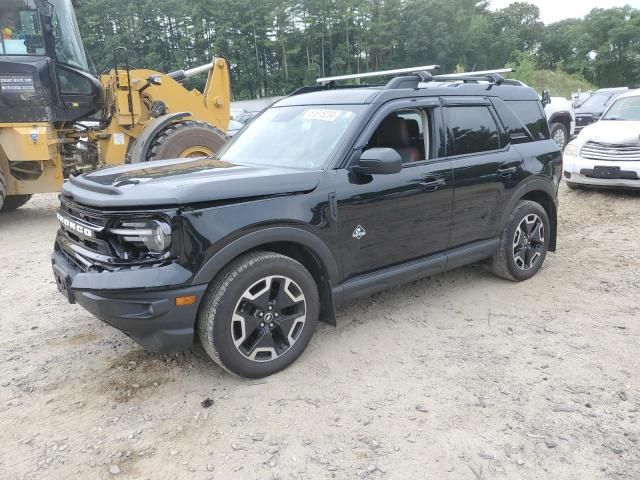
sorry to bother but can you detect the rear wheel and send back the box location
[197,252,319,378]
[488,200,550,281]
[550,123,568,151]
[146,121,228,161]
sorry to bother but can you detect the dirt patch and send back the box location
[0,185,639,480]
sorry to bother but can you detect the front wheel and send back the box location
[550,122,568,151]
[197,252,319,378]
[488,200,550,281]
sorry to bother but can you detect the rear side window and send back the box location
[505,101,549,141]
[447,106,499,155]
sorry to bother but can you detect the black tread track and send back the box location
[0,169,6,211]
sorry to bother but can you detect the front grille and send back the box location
[581,141,640,162]
[59,198,108,228]
[58,198,112,256]
[576,117,591,125]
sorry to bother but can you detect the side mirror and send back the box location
[541,90,551,107]
[352,148,402,175]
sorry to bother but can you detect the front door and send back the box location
[335,102,453,280]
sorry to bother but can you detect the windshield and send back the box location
[50,0,88,71]
[0,0,45,56]
[602,96,640,121]
[578,92,613,111]
[217,105,363,169]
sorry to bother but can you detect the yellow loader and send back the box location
[0,0,230,212]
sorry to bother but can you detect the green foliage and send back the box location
[508,54,596,98]
[73,0,639,99]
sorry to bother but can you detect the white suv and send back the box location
[563,89,640,189]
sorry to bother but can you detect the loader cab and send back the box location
[0,0,104,124]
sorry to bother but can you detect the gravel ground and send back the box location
[0,184,638,480]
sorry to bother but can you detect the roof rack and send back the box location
[431,68,514,85]
[316,65,440,85]
[288,66,517,97]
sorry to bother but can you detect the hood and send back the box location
[577,120,640,145]
[62,157,324,208]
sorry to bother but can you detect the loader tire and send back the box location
[0,170,5,211]
[146,121,228,161]
[1,195,32,212]
[0,171,32,212]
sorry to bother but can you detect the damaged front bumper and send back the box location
[51,242,207,352]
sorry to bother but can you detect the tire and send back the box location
[197,251,319,378]
[0,169,32,212]
[1,194,32,212]
[0,170,5,212]
[565,181,580,190]
[488,200,551,282]
[550,122,568,151]
[146,121,228,161]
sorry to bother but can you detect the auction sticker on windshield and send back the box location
[303,109,341,122]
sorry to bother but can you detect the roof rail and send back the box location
[316,65,439,85]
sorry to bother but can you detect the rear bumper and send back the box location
[52,245,207,352]
[563,154,640,189]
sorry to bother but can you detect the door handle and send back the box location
[497,166,517,176]
[419,178,446,191]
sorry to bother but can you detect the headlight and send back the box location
[109,219,172,254]
[564,142,579,157]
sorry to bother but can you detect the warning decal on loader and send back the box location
[0,75,36,94]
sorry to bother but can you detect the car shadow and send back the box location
[566,183,640,198]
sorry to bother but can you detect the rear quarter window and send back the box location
[505,100,550,142]
[446,106,500,156]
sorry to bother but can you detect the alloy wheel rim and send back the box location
[512,214,545,271]
[231,275,306,362]
[553,129,566,149]
[179,146,215,158]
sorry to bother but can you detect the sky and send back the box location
[489,0,640,24]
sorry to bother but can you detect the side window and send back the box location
[447,106,499,155]
[365,108,434,164]
[57,65,93,95]
[506,101,549,141]
[0,3,45,55]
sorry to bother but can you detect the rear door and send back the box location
[443,97,524,248]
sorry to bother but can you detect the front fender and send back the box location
[191,226,340,286]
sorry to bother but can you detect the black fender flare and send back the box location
[128,112,191,163]
[191,227,341,287]
[499,178,558,250]
[548,111,572,127]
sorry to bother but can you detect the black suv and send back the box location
[52,71,561,378]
